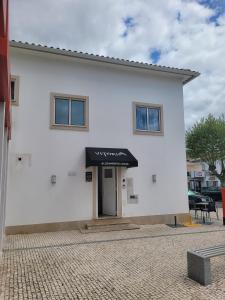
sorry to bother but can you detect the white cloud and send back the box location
[9,0,225,128]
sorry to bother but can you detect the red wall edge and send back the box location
[0,0,11,138]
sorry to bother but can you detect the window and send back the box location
[10,75,19,106]
[50,93,89,131]
[104,169,113,178]
[133,102,163,135]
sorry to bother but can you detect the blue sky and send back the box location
[149,49,161,64]
[10,0,225,128]
[122,16,136,37]
[199,0,225,24]
[199,0,225,12]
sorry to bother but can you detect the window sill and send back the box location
[11,100,19,106]
[50,124,89,131]
[133,129,164,136]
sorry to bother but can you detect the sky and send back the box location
[9,0,225,129]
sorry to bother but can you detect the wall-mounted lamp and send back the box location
[51,175,56,184]
[152,174,157,183]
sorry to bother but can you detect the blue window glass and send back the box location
[148,108,160,131]
[55,98,69,125]
[71,100,85,126]
[136,106,147,130]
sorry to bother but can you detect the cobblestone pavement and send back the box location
[1,211,225,299]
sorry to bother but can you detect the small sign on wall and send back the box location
[85,171,92,182]
[128,194,139,204]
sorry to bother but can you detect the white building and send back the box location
[187,160,221,192]
[0,0,11,257]
[6,41,199,234]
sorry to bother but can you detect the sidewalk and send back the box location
[1,215,225,299]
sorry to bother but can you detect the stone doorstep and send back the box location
[86,220,130,228]
[81,223,140,234]
[85,217,131,227]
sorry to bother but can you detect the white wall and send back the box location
[6,48,189,226]
[0,102,8,255]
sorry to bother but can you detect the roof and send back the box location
[10,40,200,85]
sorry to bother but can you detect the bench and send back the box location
[187,244,225,285]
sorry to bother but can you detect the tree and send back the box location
[186,114,225,187]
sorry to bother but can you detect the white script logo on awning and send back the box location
[94,151,127,157]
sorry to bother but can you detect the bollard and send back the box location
[174,216,177,227]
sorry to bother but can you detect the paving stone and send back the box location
[1,210,225,299]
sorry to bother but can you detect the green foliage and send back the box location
[186,114,225,186]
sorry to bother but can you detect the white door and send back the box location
[102,167,117,216]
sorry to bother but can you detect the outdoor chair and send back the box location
[215,202,221,220]
[192,204,200,219]
[200,201,216,222]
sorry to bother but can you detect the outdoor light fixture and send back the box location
[51,175,56,184]
[152,174,157,183]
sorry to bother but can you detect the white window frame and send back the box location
[133,102,164,136]
[50,93,89,131]
[10,75,20,106]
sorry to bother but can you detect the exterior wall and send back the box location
[0,102,8,255]
[0,0,10,254]
[6,47,189,227]
[187,161,202,173]
[0,102,5,255]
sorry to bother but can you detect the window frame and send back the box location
[133,101,164,136]
[10,75,20,106]
[50,93,89,131]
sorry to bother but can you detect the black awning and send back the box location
[86,147,138,168]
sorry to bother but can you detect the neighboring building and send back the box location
[6,41,199,234]
[0,0,11,256]
[187,160,220,192]
[187,160,204,192]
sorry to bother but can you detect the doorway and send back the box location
[98,166,117,217]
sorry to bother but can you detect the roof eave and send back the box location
[10,40,200,84]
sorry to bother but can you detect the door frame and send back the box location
[92,166,122,219]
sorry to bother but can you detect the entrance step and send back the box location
[81,221,140,233]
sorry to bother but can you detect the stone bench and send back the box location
[187,244,225,286]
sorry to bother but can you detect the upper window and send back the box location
[50,93,89,131]
[10,75,19,106]
[133,102,163,135]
